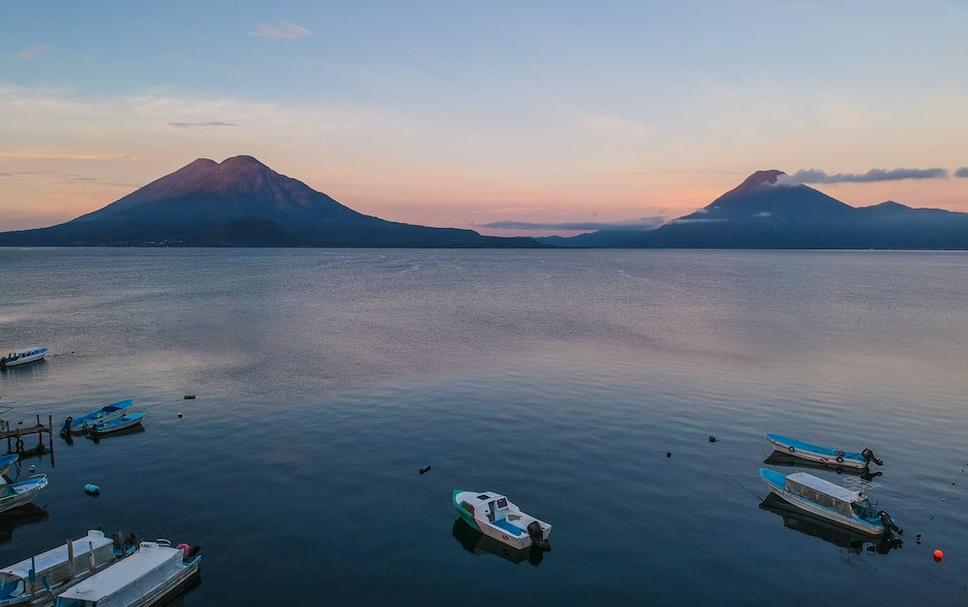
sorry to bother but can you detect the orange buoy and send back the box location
[933,549,944,562]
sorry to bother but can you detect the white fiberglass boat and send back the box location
[0,475,47,515]
[760,468,901,537]
[0,530,136,607]
[0,349,47,370]
[452,490,551,551]
[55,540,200,607]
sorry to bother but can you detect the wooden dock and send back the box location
[0,415,55,460]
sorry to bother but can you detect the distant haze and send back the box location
[2,2,968,235]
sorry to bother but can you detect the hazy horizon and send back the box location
[3,1,968,236]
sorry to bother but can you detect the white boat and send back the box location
[766,433,883,470]
[452,490,551,551]
[87,413,145,437]
[0,476,47,514]
[760,468,901,537]
[0,349,48,370]
[0,530,133,606]
[55,541,200,607]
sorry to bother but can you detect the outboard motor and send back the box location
[60,417,74,439]
[527,521,550,551]
[879,510,903,536]
[861,448,884,466]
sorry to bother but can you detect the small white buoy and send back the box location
[84,484,100,496]
[28,464,36,473]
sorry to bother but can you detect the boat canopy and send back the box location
[0,531,112,584]
[785,472,864,516]
[56,543,182,606]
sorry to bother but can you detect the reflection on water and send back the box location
[451,518,546,567]
[763,452,884,481]
[0,504,48,544]
[1,248,967,606]
[759,494,903,555]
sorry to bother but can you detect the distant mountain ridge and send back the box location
[0,156,540,248]
[545,170,968,249]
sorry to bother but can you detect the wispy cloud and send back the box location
[479,217,665,231]
[249,21,312,39]
[955,167,968,178]
[167,121,238,128]
[16,46,46,60]
[0,148,129,161]
[780,167,948,185]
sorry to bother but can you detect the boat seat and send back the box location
[492,519,525,536]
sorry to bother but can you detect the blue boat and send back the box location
[0,455,18,479]
[62,400,134,436]
[88,411,145,436]
[760,468,900,537]
[766,433,883,470]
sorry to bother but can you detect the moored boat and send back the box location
[0,530,137,606]
[0,456,19,480]
[55,540,200,607]
[452,490,551,551]
[759,468,901,537]
[0,349,48,370]
[0,476,48,515]
[87,413,145,438]
[61,401,134,437]
[766,433,883,470]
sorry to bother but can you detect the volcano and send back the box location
[0,156,539,248]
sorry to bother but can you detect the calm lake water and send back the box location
[1,248,967,605]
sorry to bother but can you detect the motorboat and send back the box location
[87,413,145,437]
[61,401,134,436]
[759,494,902,555]
[0,476,47,515]
[759,468,900,537]
[55,540,200,607]
[0,530,137,606]
[766,433,883,470]
[452,490,551,551]
[0,349,47,370]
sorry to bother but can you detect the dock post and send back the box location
[49,415,54,457]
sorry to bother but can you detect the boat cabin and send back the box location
[55,542,185,607]
[458,492,515,523]
[0,531,113,602]
[785,472,872,517]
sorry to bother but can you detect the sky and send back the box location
[2,0,968,236]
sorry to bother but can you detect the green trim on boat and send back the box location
[452,489,480,531]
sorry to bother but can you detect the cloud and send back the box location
[16,46,45,60]
[479,217,665,231]
[0,148,129,160]
[956,167,968,178]
[167,121,238,128]
[249,21,312,39]
[780,167,948,185]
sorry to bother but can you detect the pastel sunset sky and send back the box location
[2,1,968,235]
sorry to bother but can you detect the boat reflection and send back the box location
[0,503,49,544]
[451,518,547,566]
[759,494,902,554]
[154,575,202,606]
[763,452,883,481]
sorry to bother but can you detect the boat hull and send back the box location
[90,413,144,436]
[766,434,868,470]
[759,469,883,537]
[130,557,201,607]
[0,476,48,515]
[0,349,47,369]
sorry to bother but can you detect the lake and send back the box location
[1,248,967,605]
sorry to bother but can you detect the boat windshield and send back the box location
[851,497,878,519]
